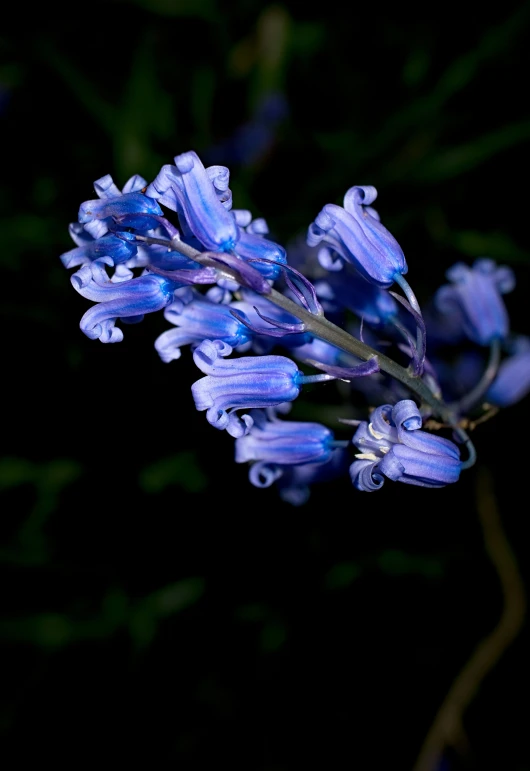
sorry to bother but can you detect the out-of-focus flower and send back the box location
[486,336,530,406]
[315,269,398,328]
[434,258,515,346]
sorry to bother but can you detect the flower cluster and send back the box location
[60,149,529,502]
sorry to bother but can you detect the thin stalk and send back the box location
[135,234,476,464]
[452,338,501,415]
[393,273,426,366]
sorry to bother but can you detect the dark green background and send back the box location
[1,2,529,768]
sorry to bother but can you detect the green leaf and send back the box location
[139,451,208,494]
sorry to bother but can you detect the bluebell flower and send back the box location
[93,172,148,199]
[350,400,462,491]
[234,408,347,502]
[71,262,180,343]
[235,409,335,469]
[307,185,407,288]
[289,337,351,367]
[79,191,164,234]
[315,269,398,328]
[154,290,255,362]
[486,336,530,406]
[145,151,239,252]
[228,209,287,280]
[191,340,307,437]
[233,230,287,280]
[77,171,163,239]
[60,230,138,270]
[434,258,515,346]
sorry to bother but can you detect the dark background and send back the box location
[1,2,529,769]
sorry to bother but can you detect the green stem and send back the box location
[136,234,475,463]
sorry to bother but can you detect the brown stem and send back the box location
[412,467,526,771]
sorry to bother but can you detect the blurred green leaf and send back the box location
[235,603,268,622]
[128,0,217,20]
[260,619,286,652]
[377,549,444,578]
[0,457,82,565]
[447,230,530,264]
[143,578,205,618]
[0,580,204,650]
[412,119,530,182]
[0,457,34,490]
[0,613,72,649]
[130,577,205,649]
[325,561,362,589]
[139,451,208,493]
[402,45,431,88]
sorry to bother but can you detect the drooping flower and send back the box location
[154,290,255,362]
[191,340,317,437]
[145,151,239,252]
[71,262,180,343]
[434,258,515,346]
[350,400,462,491]
[235,409,335,469]
[307,185,407,288]
[233,408,348,503]
[78,172,163,239]
[60,230,138,270]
